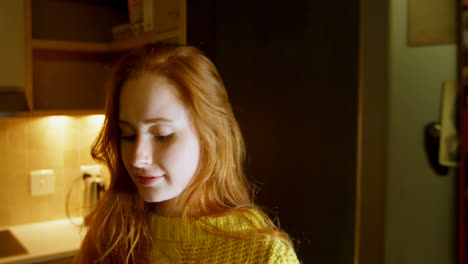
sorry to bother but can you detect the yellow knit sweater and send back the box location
[151,209,300,263]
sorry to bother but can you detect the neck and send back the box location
[152,199,212,218]
[152,198,181,217]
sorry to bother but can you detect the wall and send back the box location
[0,115,104,227]
[360,0,457,263]
[386,0,457,263]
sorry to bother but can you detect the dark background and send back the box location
[188,1,360,263]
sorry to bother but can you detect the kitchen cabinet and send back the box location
[19,0,186,114]
[0,0,31,111]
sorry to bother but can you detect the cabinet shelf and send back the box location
[32,30,179,53]
[32,39,109,53]
[17,109,105,117]
[32,109,105,116]
[109,30,179,52]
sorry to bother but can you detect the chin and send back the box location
[137,188,171,203]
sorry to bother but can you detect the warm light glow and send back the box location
[89,115,105,130]
[47,116,71,129]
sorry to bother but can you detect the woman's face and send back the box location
[119,72,200,209]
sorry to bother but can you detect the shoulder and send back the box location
[263,238,301,264]
[206,208,301,264]
[207,207,272,232]
[151,208,301,263]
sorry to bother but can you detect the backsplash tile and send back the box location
[64,150,79,168]
[0,115,104,228]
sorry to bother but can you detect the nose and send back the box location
[132,136,153,168]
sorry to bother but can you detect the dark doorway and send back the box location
[188,1,359,262]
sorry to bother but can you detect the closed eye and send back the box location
[154,133,173,141]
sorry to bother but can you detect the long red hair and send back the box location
[74,43,291,264]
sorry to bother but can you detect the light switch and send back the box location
[30,169,54,196]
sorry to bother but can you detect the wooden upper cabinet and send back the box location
[0,0,25,90]
[29,0,121,111]
[0,0,31,111]
[13,0,186,114]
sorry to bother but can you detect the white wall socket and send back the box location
[80,165,102,178]
[30,169,54,196]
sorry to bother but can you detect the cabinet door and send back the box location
[0,0,30,111]
[0,0,25,91]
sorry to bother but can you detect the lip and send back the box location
[135,175,164,186]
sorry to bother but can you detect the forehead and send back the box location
[119,73,187,123]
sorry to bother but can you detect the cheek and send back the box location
[164,138,200,174]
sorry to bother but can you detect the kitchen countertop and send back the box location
[0,218,86,264]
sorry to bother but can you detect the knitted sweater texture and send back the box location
[151,209,300,263]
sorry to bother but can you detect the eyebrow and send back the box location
[119,118,173,126]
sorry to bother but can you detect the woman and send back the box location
[74,43,299,263]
